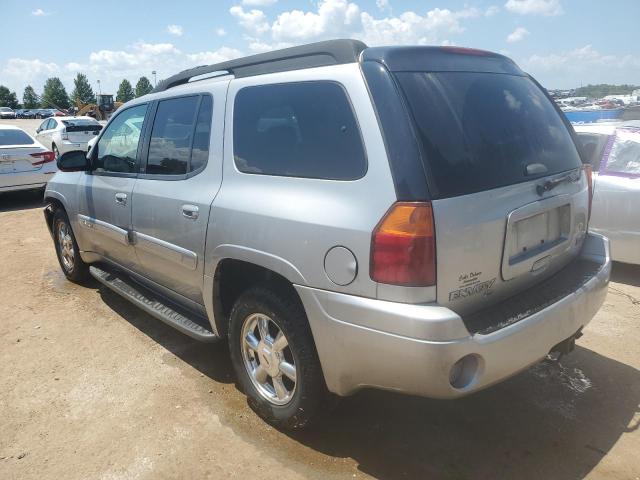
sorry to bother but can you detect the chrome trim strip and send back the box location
[134,231,198,271]
[77,214,129,246]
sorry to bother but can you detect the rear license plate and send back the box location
[510,204,570,263]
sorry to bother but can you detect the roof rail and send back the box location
[152,39,368,93]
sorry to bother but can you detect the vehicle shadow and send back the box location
[611,261,640,288]
[0,189,44,213]
[96,287,638,480]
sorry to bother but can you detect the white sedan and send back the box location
[0,125,57,193]
[575,122,640,264]
[35,116,102,158]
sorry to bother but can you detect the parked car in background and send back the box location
[0,107,17,119]
[45,40,610,429]
[16,109,36,119]
[0,125,56,193]
[53,110,66,117]
[575,121,640,264]
[34,109,53,119]
[35,116,102,158]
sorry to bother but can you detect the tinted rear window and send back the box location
[0,129,34,146]
[396,72,582,198]
[233,82,366,180]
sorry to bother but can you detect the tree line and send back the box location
[573,84,639,98]
[0,74,155,110]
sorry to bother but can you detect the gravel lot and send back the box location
[1,119,639,479]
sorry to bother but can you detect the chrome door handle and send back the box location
[182,205,199,220]
[115,192,127,205]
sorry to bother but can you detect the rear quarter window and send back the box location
[396,72,582,198]
[233,81,366,180]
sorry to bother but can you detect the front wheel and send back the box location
[53,209,90,283]
[228,285,328,429]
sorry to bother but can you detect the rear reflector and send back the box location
[370,202,436,286]
[583,164,593,220]
[30,151,56,165]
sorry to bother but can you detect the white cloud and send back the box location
[232,0,482,49]
[376,0,390,12]
[215,28,227,36]
[229,6,270,35]
[187,47,243,64]
[31,8,48,16]
[505,0,563,16]
[485,5,500,16]
[507,26,529,43]
[242,0,277,5]
[166,24,183,36]
[522,45,640,87]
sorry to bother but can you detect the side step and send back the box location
[90,266,219,342]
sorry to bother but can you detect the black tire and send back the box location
[52,143,60,159]
[52,209,90,283]
[228,284,328,429]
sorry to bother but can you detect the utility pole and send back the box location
[152,71,157,87]
[97,79,101,95]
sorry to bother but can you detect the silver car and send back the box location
[575,122,640,264]
[0,124,57,192]
[43,40,611,429]
[0,107,17,119]
[35,116,102,158]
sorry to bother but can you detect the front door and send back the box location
[75,103,149,270]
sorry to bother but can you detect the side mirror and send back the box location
[36,128,41,134]
[57,150,90,172]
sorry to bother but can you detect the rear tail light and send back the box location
[370,202,436,286]
[61,129,68,140]
[583,164,593,220]
[30,151,56,165]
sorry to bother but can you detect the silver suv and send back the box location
[44,40,611,429]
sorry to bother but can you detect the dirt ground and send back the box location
[0,166,639,479]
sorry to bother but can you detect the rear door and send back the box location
[395,70,588,315]
[131,88,222,304]
[35,119,53,148]
[75,103,149,270]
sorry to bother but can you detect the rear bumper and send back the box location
[57,140,89,155]
[296,232,611,398]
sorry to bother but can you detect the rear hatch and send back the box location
[62,119,102,143]
[0,129,46,174]
[392,55,588,316]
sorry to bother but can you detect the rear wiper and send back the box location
[536,169,581,196]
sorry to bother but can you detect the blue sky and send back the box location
[1,0,638,97]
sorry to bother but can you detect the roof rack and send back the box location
[152,39,368,93]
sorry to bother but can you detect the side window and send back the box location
[94,104,148,174]
[602,128,640,176]
[190,96,213,172]
[39,119,50,131]
[233,82,366,180]
[576,133,609,171]
[147,95,205,175]
[50,119,58,129]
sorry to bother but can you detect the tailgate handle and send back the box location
[531,255,551,273]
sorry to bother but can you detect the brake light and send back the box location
[371,202,436,286]
[30,151,56,165]
[61,128,68,140]
[583,164,593,220]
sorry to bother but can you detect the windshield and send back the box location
[395,71,582,198]
[0,129,34,146]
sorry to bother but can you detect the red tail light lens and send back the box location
[30,151,56,165]
[371,202,436,286]
[583,164,593,220]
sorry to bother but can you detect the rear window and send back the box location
[576,132,610,171]
[233,81,366,180]
[62,119,102,132]
[602,128,640,176]
[0,129,34,146]
[396,72,582,198]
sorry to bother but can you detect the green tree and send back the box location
[0,86,19,109]
[116,79,135,103]
[23,85,39,108]
[41,77,70,109]
[135,76,153,97]
[70,73,96,106]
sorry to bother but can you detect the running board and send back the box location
[90,266,219,342]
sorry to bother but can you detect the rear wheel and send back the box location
[52,144,60,159]
[53,209,90,283]
[228,285,328,429]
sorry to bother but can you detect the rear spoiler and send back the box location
[63,124,103,133]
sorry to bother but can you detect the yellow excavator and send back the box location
[76,94,122,121]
